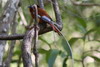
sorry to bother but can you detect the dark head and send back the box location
[28,5,34,9]
[28,5,36,12]
[28,5,40,9]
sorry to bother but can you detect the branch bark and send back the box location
[0,34,24,40]
[37,0,44,9]
[33,25,39,67]
[0,0,20,66]
[4,12,17,67]
[33,5,39,67]
[0,27,52,40]
[22,4,40,67]
[22,29,34,67]
[52,0,63,31]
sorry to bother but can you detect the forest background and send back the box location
[0,0,100,67]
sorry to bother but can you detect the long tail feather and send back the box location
[39,15,74,66]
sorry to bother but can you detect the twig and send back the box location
[33,25,39,67]
[0,28,52,40]
[17,55,21,67]
[71,0,100,6]
[0,27,52,40]
[33,4,39,67]
[51,0,63,31]
[18,7,28,27]
[82,58,85,67]
[0,34,24,40]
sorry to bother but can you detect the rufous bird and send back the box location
[28,5,61,35]
[28,5,73,60]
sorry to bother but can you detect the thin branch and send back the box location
[82,58,85,67]
[0,34,24,40]
[33,26,39,67]
[18,7,28,27]
[37,0,44,9]
[33,5,39,67]
[0,26,53,40]
[51,0,63,31]
[17,55,21,67]
[71,0,100,6]
[0,28,50,40]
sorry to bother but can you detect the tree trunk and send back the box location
[0,0,20,66]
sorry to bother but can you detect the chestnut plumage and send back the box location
[28,5,61,35]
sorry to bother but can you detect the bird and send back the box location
[28,5,73,61]
[28,5,61,35]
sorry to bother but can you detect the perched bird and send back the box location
[28,5,73,60]
[28,5,61,35]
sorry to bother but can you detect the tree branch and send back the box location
[71,0,100,6]
[22,4,40,67]
[52,0,63,31]
[4,12,17,67]
[22,29,34,67]
[0,0,20,66]
[18,7,28,27]
[0,34,24,40]
[37,0,44,9]
[33,5,39,67]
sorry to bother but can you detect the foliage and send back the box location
[0,0,100,67]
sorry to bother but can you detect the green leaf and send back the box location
[90,13,100,27]
[60,35,73,59]
[77,24,87,34]
[14,50,21,56]
[18,16,21,22]
[45,50,51,62]
[39,37,51,48]
[38,49,51,63]
[63,57,68,67]
[69,37,81,46]
[90,56,100,62]
[58,34,74,66]
[38,48,49,54]
[48,49,60,67]
[59,51,67,58]
[76,17,87,28]
[84,28,96,36]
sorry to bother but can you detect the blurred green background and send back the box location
[0,0,100,67]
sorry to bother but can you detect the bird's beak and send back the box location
[28,5,31,8]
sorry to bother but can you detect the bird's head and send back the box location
[28,5,40,10]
